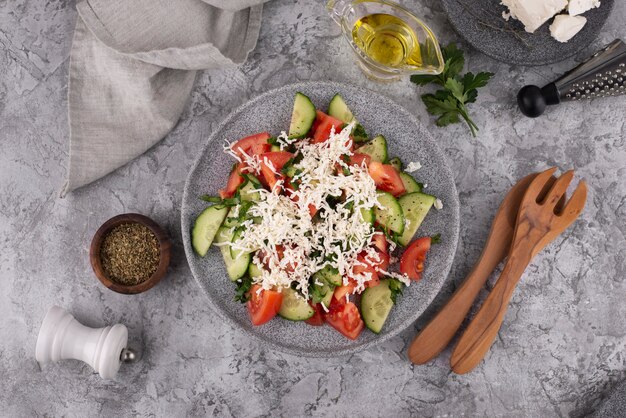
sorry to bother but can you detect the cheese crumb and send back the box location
[405,161,422,173]
[434,198,443,210]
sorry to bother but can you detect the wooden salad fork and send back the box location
[408,171,563,365]
[450,168,587,374]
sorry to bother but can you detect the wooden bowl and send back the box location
[90,213,171,294]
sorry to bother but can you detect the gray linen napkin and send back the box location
[62,0,267,196]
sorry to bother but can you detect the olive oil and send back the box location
[351,13,423,68]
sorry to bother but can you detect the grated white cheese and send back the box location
[224,122,392,298]
[434,198,443,210]
[405,161,422,173]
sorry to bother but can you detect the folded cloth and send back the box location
[62,0,267,196]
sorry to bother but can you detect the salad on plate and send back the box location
[191,92,442,340]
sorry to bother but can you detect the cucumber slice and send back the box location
[360,207,374,224]
[288,92,316,138]
[278,288,315,321]
[270,144,281,152]
[388,157,402,172]
[328,94,355,123]
[214,227,250,281]
[311,280,335,307]
[313,265,342,286]
[397,192,436,246]
[399,172,422,194]
[374,192,404,234]
[357,135,387,163]
[239,181,260,202]
[360,280,394,334]
[248,261,263,278]
[192,205,229,256]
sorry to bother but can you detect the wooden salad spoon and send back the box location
[408,171,561,365]
[450,168,587,374]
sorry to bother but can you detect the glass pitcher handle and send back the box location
[326,0,351,25]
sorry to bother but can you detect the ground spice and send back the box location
[100,222,160,285]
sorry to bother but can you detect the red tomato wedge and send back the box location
[219,163,245,198]
[325,301,365,340]
[371,233,388,254]
[348,153,372,167]
[312,111,344,143]
[305,303,325,326]
[368,161,406,197]
[231,132,271,158]
[400,237,432,281]
[247,285,283,326]
[260,151,293,191]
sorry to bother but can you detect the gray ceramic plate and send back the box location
[442,0,614,66]
[181,81,460,357]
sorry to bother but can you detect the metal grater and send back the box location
[517,39,626,117]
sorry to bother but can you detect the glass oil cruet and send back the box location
[327,0,444,81]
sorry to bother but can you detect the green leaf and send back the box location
[462,71,494,93]
[352,123,368,140]
[436,112,461,127]
[444,77,465,103]
[431,233,442,244]
[388,279,404,304]
[234,276,253,303]
[442,43,465,80]
[199,195,222,203]
[410,74,439,86]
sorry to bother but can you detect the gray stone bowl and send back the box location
[442,0,614,66]
[181,81,460,357]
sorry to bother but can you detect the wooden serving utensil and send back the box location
[408,172,562,365]
[450,168,587,374]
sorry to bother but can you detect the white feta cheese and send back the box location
[501,0,568,33]
[434,198,443,210]
[568,0,601,16]
[550,14,587,43]
[405,161,422,173]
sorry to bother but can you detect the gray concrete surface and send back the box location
[1,0,625,416]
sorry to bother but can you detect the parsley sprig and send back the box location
[411,43,493,137]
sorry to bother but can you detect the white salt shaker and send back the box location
[35,306,137,379]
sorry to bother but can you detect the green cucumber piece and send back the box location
[215,227,250,281]
[270,144,281,152]
[278,288,315,321]
[239,181,260,202]
[288,92,316,138]
[313,265,342,287]
[192,205,229,256]
[360,280,394,334]
[360,207,375,224]
[374,192,404,234]
[248,261,264,278]
[399,172,422,194]
[328,94,355,123]
[388,157,402,172]
[311,280,335,307]
[357,135,387,163]
[397,192,436,246]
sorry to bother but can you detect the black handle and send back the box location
[517,83,560,118]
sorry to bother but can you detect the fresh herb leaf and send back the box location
[199,195,222,203]
[267,136,279,146]
[431,233,442,244]
[410,43,493,137]
[234,276,253,303]
[310,283,329,304]
[352,123,368,140]
[388,279,404,304]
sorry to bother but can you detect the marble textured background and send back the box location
[1,0,625,416]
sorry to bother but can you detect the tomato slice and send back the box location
[305,303,325,326]
[368,161,406,197]
[325,301,365,340]
[371,233,388,254]
[312,111,344,143]
[231,132,271,158]
[260,151,294,191]
[247,285,283,326]
[219,163,245,198]
[400,236,432,281]
[348,153,371,167]
[333,281,356,302]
